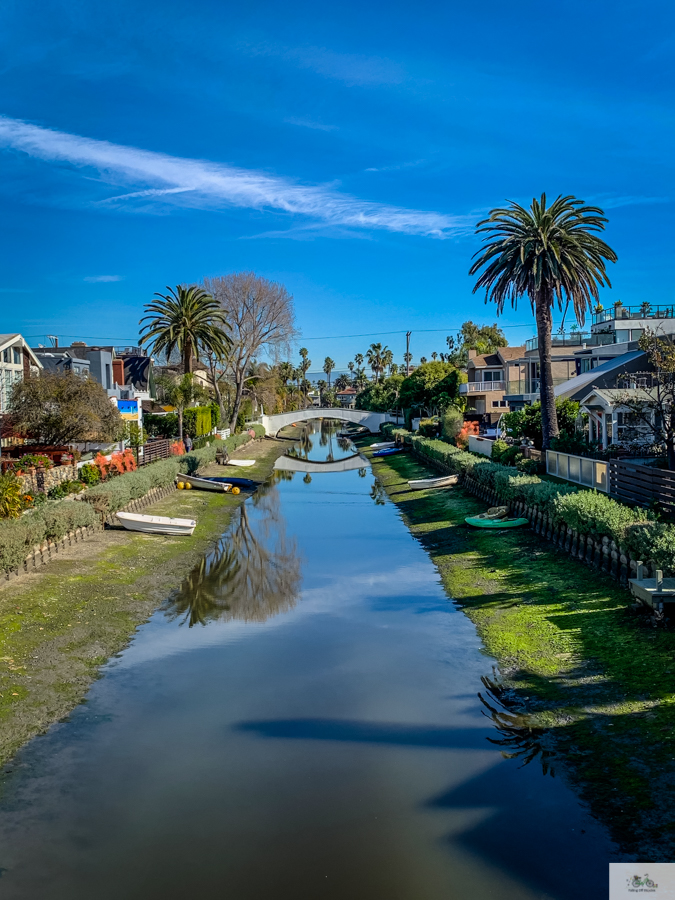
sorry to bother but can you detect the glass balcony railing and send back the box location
[592,304,675,325]
[525,332,617,352]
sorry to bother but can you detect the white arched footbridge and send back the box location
[259,407,400,437]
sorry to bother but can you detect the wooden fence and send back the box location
[140,439,172,465]
[609,460,675,515]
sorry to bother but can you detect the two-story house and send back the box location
[0,334,42,415]
[460,346,525,415]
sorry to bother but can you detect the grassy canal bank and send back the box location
[363,439,675,861]
[0,438,288,769]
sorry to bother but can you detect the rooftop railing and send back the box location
[525,332,617,352]
[592,304,675,325]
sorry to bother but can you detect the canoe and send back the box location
[225,459,256,467]
[465,515,529,529]
[116,512,196,536]
[371,441,396,450]
[199,476,258,492]
[178,473,232,492]
[408,475,459,490]
[372,447,405,458]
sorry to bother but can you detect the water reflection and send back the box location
[166,486,302,627]
[286,418,354,464]
[478,674,556,777]
[370,479,387,506]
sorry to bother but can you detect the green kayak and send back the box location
[465,515,529,529]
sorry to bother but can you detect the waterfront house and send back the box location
[0,334,42,415]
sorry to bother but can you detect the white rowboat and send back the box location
[116,512,196,536]
[371,441,396,450]
[408,474,459,490]
[225,459,256,467]
[178,473,232,492]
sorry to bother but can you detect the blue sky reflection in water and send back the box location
[0,424,613,899]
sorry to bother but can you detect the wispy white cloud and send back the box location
[84,274,124,283]
[586,193,671,209]
[0,116,467,238]
[284,116,338,132]
[365,159,427,173]
[245,42,405,87]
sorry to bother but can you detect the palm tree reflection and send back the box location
[166,487,302,627]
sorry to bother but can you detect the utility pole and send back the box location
[405,331,411,376]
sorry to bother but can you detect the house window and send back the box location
[105,363,111,389]
[491,400,500,407]
[500,400,508,407]
[580,358,591,374]
[13,346,21,365]
[483,369,503,382]
[2,349,9,363]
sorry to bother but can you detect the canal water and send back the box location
[0,421,612,899]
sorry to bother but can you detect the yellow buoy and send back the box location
[232,486,241,495]
[177,482,185,489]
[185,482,192,489]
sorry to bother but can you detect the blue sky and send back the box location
[1,0,673,371]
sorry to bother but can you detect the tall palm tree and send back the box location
[140,285,231,374]
[431,352,438,361]
[347,361,355,381]
[469,194,617,449]
[383,348,394,376]
[299,348,311,405]
[354,353,364,371]
[366,343,388,383]
[323,356,335,387]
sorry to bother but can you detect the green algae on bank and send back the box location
[365,441,675,861]
[0,439,288,769]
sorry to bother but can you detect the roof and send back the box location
[0,333,43,368]
[498,345,526,361]
[578,387,654,410]
[554,350,645,400]
[469,346,525,367]
[469,352,502,368]
[337,387,357,395]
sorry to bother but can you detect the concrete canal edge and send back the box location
[0,438,290,771]
[363,438,675,862]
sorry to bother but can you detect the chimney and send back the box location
[468,349,477,360]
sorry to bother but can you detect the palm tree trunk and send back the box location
[535,295,559,450]
[183,345,192,375]
[178,408,184,443]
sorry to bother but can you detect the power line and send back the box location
[298,323,548,341]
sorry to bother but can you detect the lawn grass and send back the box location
[366,440,675,860]
[0,439,287,770]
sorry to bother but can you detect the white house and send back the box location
[0,333,42,414]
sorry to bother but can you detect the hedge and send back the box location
[380,423,412,441]
[82,433,256,515]
[410,435,675,573]
[0,501,98,574]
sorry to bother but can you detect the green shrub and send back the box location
[79,463,100,486]
[0,473,23,519]
[552,491,652,541]
[144,413,177,439]
[418,418,439,438]
[47,480,86,500]
[625,522,675,574]
[0,500,98,573]
[499,445,524,466]
[250,424,266,438]
[441,407,464,444]
[516,457,540,475]
[490,439,509,463]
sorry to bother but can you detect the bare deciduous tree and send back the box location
[203,273,297,431]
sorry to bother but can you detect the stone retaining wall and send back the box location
[4,482,178,582]
[18,464,79,496]
[412,448,656,587]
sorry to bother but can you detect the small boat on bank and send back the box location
[198,476,258,492]
[373,447,405,458]
[408,474,458,490]
[371,441,396,450]
[116,511,196,536]
[225,459,256,467]
[178,473,232,492]
[465,507,529,529]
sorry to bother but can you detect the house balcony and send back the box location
[525,332,617,352]
[460,381,506,394]
[592,304,675,326]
